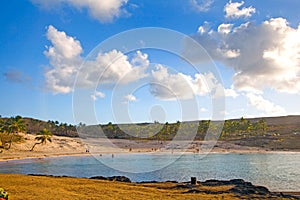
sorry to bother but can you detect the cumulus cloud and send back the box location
[149,64,228,100]
[31,0,129,23]
[198,21,210,34]
[189,17,300,94]
[217,23,234,34]
[224,87,238,98]
[78,50,149,87]
[190,0,214,12]
[124,94,137,102]
[91,91,105,101]
[44,25,83,93]
[224,0,256,19]
[246,93,286,116]
[44,25,149,94]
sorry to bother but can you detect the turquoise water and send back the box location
[0,153,299,192]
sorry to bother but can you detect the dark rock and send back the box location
[202,179,224,186]
[228,179,247,185]
[196,179,280,198]
[90,176,131,183]
[228,184,270,196]
[255,186,270,195]
[139,181,159,183]
[28,174,73,178]
[110,176,131,182]
[89,176,108,180]
[184,189,225,195]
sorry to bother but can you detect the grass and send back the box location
[0,174,241,200]
[0,174,296,200]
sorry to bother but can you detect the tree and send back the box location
[258,119,267,134]
[0,119,5,148]
[6,116,26,149]
[30,128,53,151]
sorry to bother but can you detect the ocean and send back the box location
[0,152,299,192]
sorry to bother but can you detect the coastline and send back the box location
[1,147,299,163]
[1,133,299,162]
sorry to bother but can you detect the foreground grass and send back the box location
[0,174,238,200]
[0,174,296,200]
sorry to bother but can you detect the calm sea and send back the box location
[0,153,299,192]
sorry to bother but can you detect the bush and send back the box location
[0,188,8,200]
[0,133,23,149]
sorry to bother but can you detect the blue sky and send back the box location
[0,0,300,125]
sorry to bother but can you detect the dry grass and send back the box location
[0,174,241,200]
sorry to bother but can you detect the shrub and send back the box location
[0,188,8,200]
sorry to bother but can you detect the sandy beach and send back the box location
[1,133,296,162]
[1,134,300,199]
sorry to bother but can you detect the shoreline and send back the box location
[1,148,300,163]
[0,174,299,199]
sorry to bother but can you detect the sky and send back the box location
[0,0,300,125]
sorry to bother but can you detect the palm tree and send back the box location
[7,116,26,149]
[30,128,53,151]
[0,119,4,132]
[0,119,5,148]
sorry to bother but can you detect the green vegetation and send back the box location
[6,116,26,149]
[0,116,26,150]
[0,116,57,152]
[97,118,268,141]
[30,128,53,151]
[0,188,8,200]
[1,115,300,150]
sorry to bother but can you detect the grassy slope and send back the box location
[0,174,237,200]
[0,174,297,200]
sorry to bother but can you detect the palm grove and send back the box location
[0,115,268,152]
[83,117,268,141]
[0,116,52,152]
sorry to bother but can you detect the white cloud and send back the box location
[150,64,235,101]
[197,21,210,34]
[224,0,256,19]
[124,94,137,102]
[91,91,105,101]
[246,93,286,116]
[217,23,234,34]
[217,48,240,58]
[31,0,129,23]
[212,85,236,99]
[224,87,238,98]
[79,50,148,87]
[44,25,149,94]
[44,25,83,93]
[189,17,300,94]
[150,64,224,100]
[190,0,214,12]
[200,107,208,112]
[130,50,150,68]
